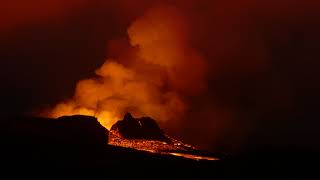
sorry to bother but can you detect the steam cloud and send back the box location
[47,5,208,129]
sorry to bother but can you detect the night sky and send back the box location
[1,0,320,153]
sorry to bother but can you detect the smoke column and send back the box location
[46,4,208,129]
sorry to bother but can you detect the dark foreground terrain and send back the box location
[0,115,317,177]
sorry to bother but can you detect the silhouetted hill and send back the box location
[0,115,318,178]
[0,115,214,170]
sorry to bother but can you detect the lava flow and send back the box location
[108,113,219,161]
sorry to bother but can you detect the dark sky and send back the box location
[1,0,320,153]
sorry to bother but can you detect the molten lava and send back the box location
[108,113,219,161]
[109,130,219,161]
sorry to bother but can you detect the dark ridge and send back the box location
[0,114,317,177]
[5,115,108,149]
[0,115,209,170]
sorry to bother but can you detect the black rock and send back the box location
[56,115,109,148]
[111,113,141,138]
[0,115,112,168]
[4,115,109,152]
[111,113,169,142]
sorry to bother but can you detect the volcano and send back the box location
[109,113,219,161]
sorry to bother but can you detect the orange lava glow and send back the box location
[49,103,119,129]
[168,153,219,161]
[109,130,219,161]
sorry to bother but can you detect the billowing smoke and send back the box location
[45,5,208,129]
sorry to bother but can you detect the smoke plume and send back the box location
[46,4,208,129]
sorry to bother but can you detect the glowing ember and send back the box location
[168,153,219,161]
[108,130,219,161]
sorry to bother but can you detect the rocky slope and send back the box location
[109,113,220,160]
